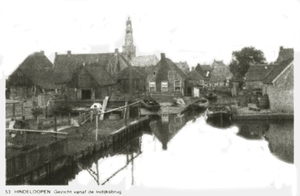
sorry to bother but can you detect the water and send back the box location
[41,111,295,191]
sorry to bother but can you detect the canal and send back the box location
[37,110,295,190]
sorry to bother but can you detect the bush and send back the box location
[32,107,44,119]
[49,102,72,116]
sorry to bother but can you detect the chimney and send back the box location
[280,46,283,51]
[67,50,71,57]
[161,53,166,60]
[55,52,58,58]
[40,50,44,55]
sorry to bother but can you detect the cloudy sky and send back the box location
[0,0,299,78]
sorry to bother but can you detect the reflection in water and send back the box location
[235,119,294,163]
[149,113,186,150]
[42,110,295,191]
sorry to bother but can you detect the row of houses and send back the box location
[6,17,294,115]
[6,17,233,108]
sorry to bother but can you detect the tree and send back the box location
[229,47,266,79]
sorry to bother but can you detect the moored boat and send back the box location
[191,97,209,109]
[140,98,161,112]
[205,105,232,128]
[180,97,209,114]
[205,92,218,101]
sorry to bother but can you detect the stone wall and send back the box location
[265,65,293,113]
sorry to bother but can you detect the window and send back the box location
[174,80,181,91]
[149,82,156,91]
[153,72,156,76]
[161,81,168,92]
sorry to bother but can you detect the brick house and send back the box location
[263,58,293,113]
[146,53,189,96]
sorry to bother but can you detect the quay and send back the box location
[6,100,151,185]
[233,107,294,121]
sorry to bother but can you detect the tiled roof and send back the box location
[53,52,114,82]
[245,65,274,81]
[117,66,147,79]
[130,55,159,67]
[264,58,293,84]
[154,56,189,81]
[189,70,206,81]
[196,64,213,72]
[86,66,116,86]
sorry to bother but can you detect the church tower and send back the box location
[122,17,136,60]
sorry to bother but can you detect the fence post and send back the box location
[124,101,128,126]
[95,114,98,141]
[137,102,141,119]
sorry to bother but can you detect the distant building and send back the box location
[208,64,232,88]
[195,63,212,80]
[130,55,159,67]
[275,46,294,65]
[245,65,273,90]
[122,17,136,60]
[175,61,189,73]
[146,53,189,96]
[211,60,226,69]
[263,58,293,113]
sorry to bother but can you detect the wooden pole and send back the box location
[13,103,15,118]
[54,115,57,141]
[124,101,128,126]
[96,160,100,185]
[95,114,98,141]
[131,152,134,185]
[137,103,141,119]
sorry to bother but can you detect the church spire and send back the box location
[122,17,136,60]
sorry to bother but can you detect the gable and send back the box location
[264,58,293,84]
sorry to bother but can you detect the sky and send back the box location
[0,0,299,78]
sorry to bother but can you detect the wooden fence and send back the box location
[6,137,68,181]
